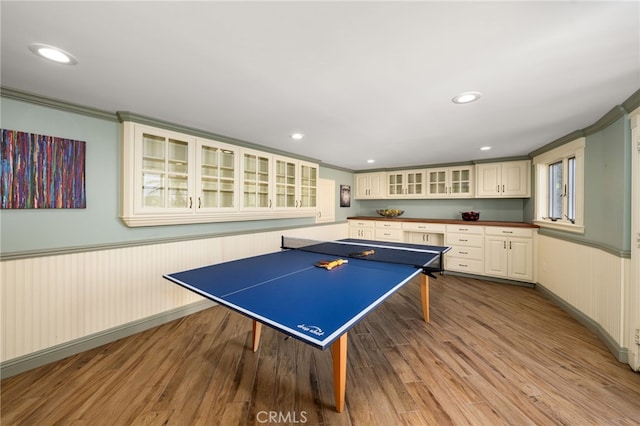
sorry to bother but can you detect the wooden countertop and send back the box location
[347,216,539,228]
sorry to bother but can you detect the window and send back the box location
[533,138,585,233]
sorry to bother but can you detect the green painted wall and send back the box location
[1,92,634,256]
[0,97,355,254]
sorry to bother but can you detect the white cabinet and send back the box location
[355,172,386,199]
[196,139,239,212]
[121,121,318,226]
[426,166,474,198]
[349,220,375,239]
[132,124,196,215]
[375,221,403,242]
[316,178,335,223]
[241,148,272,211]
[241,151,318,212]
[444,225,484,274]
[403,222,445,246]
[476,160,531,198]
[387,169,425,198]
[484,227,534,282]
[272,156,318,211]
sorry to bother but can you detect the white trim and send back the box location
[533,137,585,233]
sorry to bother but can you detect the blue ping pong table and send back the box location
[163,237,450,413]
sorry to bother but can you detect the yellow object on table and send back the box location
[315,259,349,270]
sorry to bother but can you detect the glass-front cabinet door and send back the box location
[122,121,319,226]
[427,169,448,197]
[405,170,424,196]
[242,149,271,209]
[139,129,193,212]
[387,172,404,196]
[299,161,318,208]
[274,157,297,208]
[449,166,472,197]
[197,140,238,211]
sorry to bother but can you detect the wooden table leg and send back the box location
[252,320,262,352]
[420,273,430,323]
[332,333,348,413]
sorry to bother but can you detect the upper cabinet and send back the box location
[197,139,239,212]
[355,172,386,199]
[475,160,531,198]
[426,165,474,198]
[241,148,272,210]
[387,169,425,198]
[121,122,318,226]
[271,156,318,210]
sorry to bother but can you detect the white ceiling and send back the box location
[1,1,638,171]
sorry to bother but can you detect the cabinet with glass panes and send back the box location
[121,121,319,226]
[426,165,474,198]
[242,149,272,210]
[140,129,193,212]
[386,169,425,198]
[197,140,238,210]
[272,156,318,210]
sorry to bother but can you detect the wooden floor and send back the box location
[2,274,640,425]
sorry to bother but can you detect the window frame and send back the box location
[533,137,585,233]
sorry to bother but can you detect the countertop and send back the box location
[347,216,539,228]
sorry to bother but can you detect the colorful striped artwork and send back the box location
[1,129,86,209]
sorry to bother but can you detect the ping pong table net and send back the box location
[281,237,446,274]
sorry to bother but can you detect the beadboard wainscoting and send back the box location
[1,223,348,377]
[536,234,631,362]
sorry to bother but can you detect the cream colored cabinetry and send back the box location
[349,220,375,239]
[121,121,317,226]
[355,172,386,199]
[272,156,318,211]
[403,222,445,246]
[316,178,335,223]
[426,166,474,198]
[387,169,425,198]
[375,221,403,242]
[484,227,534,282]
[475,160,531,198]
[197,139,239,212]
[445,225,484,274]
[241,148,272,211]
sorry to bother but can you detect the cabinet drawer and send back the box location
[445,233,483,247]
[375,228,403,241]
[403,222,446,233]
[445,257,484,274]
[484,226,534,238]
[447,245,483,260]
[349,220,374,228]
[446,224,483,234]
[376,221,402,230]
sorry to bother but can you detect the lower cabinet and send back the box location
[484,227,534,281]
[403,222,445,246]
[375,221,403,242]
[348,220,374,239]
[347,220,536,283]
[444,225,484,274]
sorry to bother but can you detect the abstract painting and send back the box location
[1,129,86,209]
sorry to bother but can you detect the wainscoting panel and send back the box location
[1,223,348,364]
[537,235,628,348]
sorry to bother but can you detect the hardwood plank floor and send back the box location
[2,274,640,425]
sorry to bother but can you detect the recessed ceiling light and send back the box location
[367,159,375,164]
[480,146,492,151]
[290,133,304,140]
[452,91,482,104]
[29,43,77,65]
